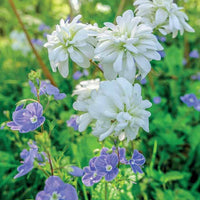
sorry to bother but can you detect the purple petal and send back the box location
[20,149,29,159]
[100,147,109,156]
[69,166,84,177]
[29,81,37,96]
[15,104,24,111]
[59,183,78,200]
[106,153,118,167]
[94,156,107,174]
[44,176,64,193]
[7,121,21,131]
[130,163,143,174]
[26,102,43,117]
[132,150,145,165]
[105,168,119,181]
[73,71,83,80]
[54,93,66,100]
[13,109,32,125]
[35,191,50,200]
[89,157,97,171]
[119,148,128,164]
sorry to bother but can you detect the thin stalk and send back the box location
[47,151,54,175]
[105,182,108,200]
[114,0,126,23]
[8,0,57,86]
[89,59,103,73]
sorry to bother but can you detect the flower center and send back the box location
[50,192,62,200]
[189,98,194,103]
[130,159,135,165]
[106,165,113,172]
[30,115,38,123]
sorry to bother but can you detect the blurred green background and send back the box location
[0,0,200,199]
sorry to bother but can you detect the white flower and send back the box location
[74,78,152,142]
[94,10,163,83]
[73,79,100,112]
[44,15,96,78]
[10,30,31,55]
[134,0,194,38]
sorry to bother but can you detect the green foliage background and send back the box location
[0,0,200,199]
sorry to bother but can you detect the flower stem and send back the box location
[47,151,54,176]
[8,0,57,86]
[105,182,108,200]
[89,59,103,73]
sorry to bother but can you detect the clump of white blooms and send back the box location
[74,78,152,141]
[94,10,163,83]
[44,15,96,78]
[134,0,195,38]
[10,30,31,55]
[73,79,100,118]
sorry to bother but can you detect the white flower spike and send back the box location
[74,78,152,142]
[134,0,194,38]
[94,10,163,83]
[44,15,96,78]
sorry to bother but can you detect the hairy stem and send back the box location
[8,0,57,86]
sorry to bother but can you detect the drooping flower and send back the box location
[153,96,161,104]
[44,15,96,78]
[29,80,66,100]
[7,103,45,133]
[74,78,152,142]
[94,10,163,83]
[36,176,78,200]
[67,116,79,131]
[68,166,84,177]
[82,157,102,186]
[134,0,194,38]
[129,150,145,174]
[14,141,46,179]
[189,50,199,59]
[94,153,119,181]
[180,94,198,107]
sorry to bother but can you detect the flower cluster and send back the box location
[74,78,152,142]
[134,0,194,38]
[82,147,145,186]
[14,141,46,179]
[44,15,96,78]
[29,80,66,100]
[7,103,45,133]
[180,94,200,111]
[95,10,163,82]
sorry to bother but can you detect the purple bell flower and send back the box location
[129,150,145,174]
[180,94,198,107]
[31,39,44,46]
[38,24,50,31]
[14,141,46,179]
[158,50,166,58]
[29,80,66,100]
[7,103,45,133]
[94,153,119,181]
[67,116,79,131]
[189,50,199,59]
[153,97,161,104]
[82,157,102,186]
[68,166,84,177]
[36,176,78,200]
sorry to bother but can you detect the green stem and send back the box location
[105,182,108,200]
